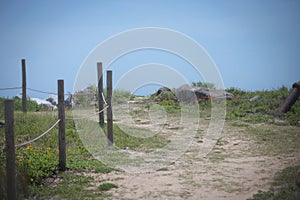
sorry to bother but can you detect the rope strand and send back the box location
[0,87,22,91]
[15,119,61,148]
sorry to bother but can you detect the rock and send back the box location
[175,84,198,103]
[249,95,260,102]
[156,87,171,95]
[174,84,234,103]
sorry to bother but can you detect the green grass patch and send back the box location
[30,172,111,199]
[97,182,118,191]
[249,166,300,200]
[0,112,114,199]
[246,124,300,155]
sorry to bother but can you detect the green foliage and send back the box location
[225,87,247,97]
[149,90,181,113]
[29,173,110,200]
[0,97,40,116]
[16,146,58,185]
[249,166,300,200]
[107,123,169,150]
[225,86,299,125]
[73,84,97,107]
[159,99,181,113]
[148,84,299,126]
[113,89,135,102]
[98,182,118,191]
[0,112,114,199]
[192,81,215,89]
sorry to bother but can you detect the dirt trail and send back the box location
[87,103,300,199]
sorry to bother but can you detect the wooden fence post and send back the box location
[107,71,113,145]
[97,62,104,127]
[5,100,17,200]
[22,59,27,113]
[58,80,66,171]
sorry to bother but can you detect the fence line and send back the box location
[0,87,22,91]
[27,87,71,96]
[0,86,104,97]
[2,60,113,198]
[102,92,107,105]
[27,87,58,95]
[0,86,71,96]
[0,119,60,151]
[0,104,108,151]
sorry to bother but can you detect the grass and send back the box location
[30,172,111,200]
[249,166,300,200]
[0,109,169,199]
[245,124,300,155]
[0,112,114,199]
[225,86,300,125]
[97,182,118,191]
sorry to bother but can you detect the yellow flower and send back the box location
[30,178,34,182]
[46,148,52,156]
[26,145,33,151]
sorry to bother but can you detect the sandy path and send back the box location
[98,126,299,199]
[84,102,300,199]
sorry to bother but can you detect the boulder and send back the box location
[175,84,234,103]
[249,95,260,102]
[175,84,198,103]
[156,87,171,95]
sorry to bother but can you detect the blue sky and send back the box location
[1,0,300,98]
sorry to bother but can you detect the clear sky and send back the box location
[1,0,300,98]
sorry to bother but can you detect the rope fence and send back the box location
[1,91,108,151]
[27,87,60,95]
[2,60,113,199]
[0,119,60,151]
[15,119,61,148]
[0,86,71,95]
[0,87,22,91]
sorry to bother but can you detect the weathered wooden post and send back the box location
[107,70,113,145]
[58,80,66,171]
[22,59,27,113]
[5,100,17,200]
[278,81,300,113]
[97,62,104,127]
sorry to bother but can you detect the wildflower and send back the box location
[46,147,52,156]
[26,145,33,151]
[30,178,34,182]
